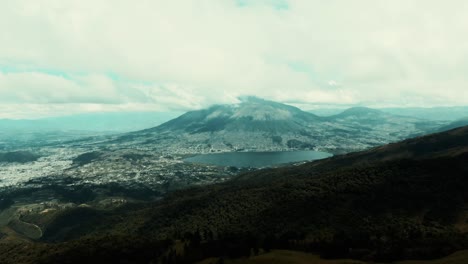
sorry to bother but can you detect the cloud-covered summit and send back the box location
[1,0,468,118]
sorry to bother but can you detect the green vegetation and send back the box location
[286,139,314,149]
[399,250,468,264]
[123,155,468,262]
[72,151,102,166]
[198,250,366,264]
[0,235,173,264]
[8,219,42,240]
[198,250,468,264]
[122,153,151,161]
[0,198,13,210]
[0,151,39,163]
[271,135,283,144]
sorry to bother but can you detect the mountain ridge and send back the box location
[121,97,443,154]
[148,97,320,134]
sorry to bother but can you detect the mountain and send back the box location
[438,117,468,132]
[0,112,180,133]
[118,97,442,154]
[3,126,468,263]
[308,107,348,116]
[381,106,468,121]
[310,106,468,121]
[151,96,320,134]
[324,106,430,130]
[327,106,384,118]
[0,112,181,150]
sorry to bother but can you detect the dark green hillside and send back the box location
[0,151,39,163]
[132,155,468,261]
[72,151,102,166]
[2,126,468,263]
[306,125,468,169]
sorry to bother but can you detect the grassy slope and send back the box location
[198,250,468,264]
[399,250,468,264]
[199,250,365,264]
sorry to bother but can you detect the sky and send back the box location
[1,0,468,118]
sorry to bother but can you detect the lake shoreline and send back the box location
[184,150,333,168]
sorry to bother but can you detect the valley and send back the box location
[1,99,468,263]
[0,98,452,200]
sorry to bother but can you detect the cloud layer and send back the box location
[1,0,468,118]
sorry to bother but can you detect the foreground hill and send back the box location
[116,97,441,154]
[198,250,468,264]
[2,126,468,263]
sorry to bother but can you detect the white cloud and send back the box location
[1,0,468,118]
[0,72,122,104]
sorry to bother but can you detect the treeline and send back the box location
[128,155,468,262]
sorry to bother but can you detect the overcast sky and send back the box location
[1,0,468,118]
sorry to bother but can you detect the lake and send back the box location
[184,150,333,168]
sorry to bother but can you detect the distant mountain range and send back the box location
[0,112,181,133]
[3,98,467,154]
[310,106,468,121]
[382,106,468,121]
[2,103,467,134]
[119,97,445,154]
